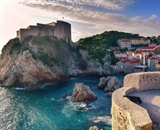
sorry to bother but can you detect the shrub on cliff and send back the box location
[38,52,51,66]
[2,38,21,55]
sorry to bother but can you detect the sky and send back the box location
[0,0,160,52]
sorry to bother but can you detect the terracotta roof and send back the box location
[119,38,131,42]
[129,59,140,64]
[120,59,128,63]
[134,46,158,53]
[127,50,132,52]
[129,61,140,64]
[120,58,140,64]
[139,46,155,49]
[153,45,160,51]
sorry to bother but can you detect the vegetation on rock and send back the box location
[2,38,21,54]
[38,52,51,66]
[77,31,140,64]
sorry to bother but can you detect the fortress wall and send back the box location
[17,26,39,42]
[54,21,71,42]
[111,72,160,130]
[17,21,71,43]
[17,30,21,41]
[43,26,55,36]
[27,26,39,36]
[124,72,160,91]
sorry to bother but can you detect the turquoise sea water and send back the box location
[0,75,124,130]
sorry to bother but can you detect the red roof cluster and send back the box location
[139,46,155,49]
[153,46,160,51]
[134,46,160,53]
[119,38,131,42]
[127,50,132,52]
[120,58,139,64]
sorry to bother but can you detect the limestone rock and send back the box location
[0,37,109,89]
[71,83,97,102]
[97,76,112,89]
[79,49,104,76]
[104,76,123,92]
[124,62,134,74]
[89,126,98,130]
[107,92,113,98]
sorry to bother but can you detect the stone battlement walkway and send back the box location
[129,90,160,130]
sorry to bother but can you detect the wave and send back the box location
[88,116,112,125]
[70,78,77,80]
[40,83,56,89]
[12,87,26,91]
[66,96,71,100]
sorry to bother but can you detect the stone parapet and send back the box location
[111,72,159,130]
[124,72,160,91]
[112,87,152,130]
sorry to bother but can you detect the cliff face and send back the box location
[0,36,104,89]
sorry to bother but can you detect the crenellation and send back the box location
[16,20,71,43]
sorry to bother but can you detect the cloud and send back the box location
[22,0,134,10]
[20,0,160,41]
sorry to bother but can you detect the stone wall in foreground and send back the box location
[111,72,160,130]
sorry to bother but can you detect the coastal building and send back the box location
[126,50,132,56]
[117,38,131,49]
[148,43,157,47]
[117,38,150,48]
[148,57,157,71]
[17,21,71,43]
[130,37,150,45]
[134,65,147,72]
[114,58,140,73]
[114,51,127,59]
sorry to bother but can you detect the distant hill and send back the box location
[77,31,141,63]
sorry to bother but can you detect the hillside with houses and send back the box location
[112,44,160,72]
[77,31,160,74]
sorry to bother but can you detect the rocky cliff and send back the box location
[0,36,104,89]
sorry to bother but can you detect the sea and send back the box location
[0,74,125,130]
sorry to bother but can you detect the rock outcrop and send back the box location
[0,36,106,89]
[79,49,104,76]
[89,126,98,130]
[97,76,112,89]
[97,76,123,97]
[71,83,97,102]
[104,76,123,92]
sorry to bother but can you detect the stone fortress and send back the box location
[17,20,71,42]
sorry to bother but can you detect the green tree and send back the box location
[119,47,128,52]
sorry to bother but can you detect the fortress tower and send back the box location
[17,21,71,43]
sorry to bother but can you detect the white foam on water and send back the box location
[70,78,77,80]
[66,96,71,100]
[88,116,112,126]
[12,87,26,91]
[39,83,55,89]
